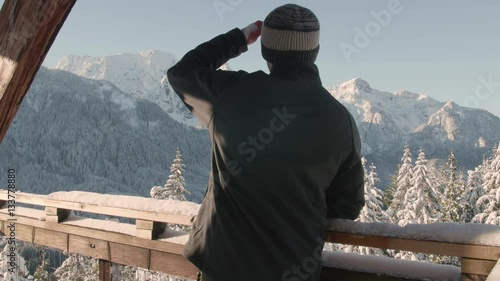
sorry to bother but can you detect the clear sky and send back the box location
[4,0,499,116]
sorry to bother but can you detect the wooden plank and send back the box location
[320,266,422,281]
[34,228,68,252]
[328,232,500,261]
[99,259,111,281]
[0,0,76,142]
[0,221,196,279]
[150,250,198,280]
[462,258,497,275]
[109,242,149,270]
[0,212,186,255]
[0,191,195,225]
[69,235,109,260]
[15,223,34,243]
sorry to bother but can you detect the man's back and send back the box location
[167,4,364,280]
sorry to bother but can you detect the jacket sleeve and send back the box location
[167,28,248,126]
[325,113,365,220]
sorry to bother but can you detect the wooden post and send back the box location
[136,219,167,240]
[99,259,111,281]
[0,0,76,143]
[45,206,70,223]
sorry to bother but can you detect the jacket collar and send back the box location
[270,61,322,85]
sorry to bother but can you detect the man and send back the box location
[167,4,364,281]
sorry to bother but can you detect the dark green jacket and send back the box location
[167,28,364,281]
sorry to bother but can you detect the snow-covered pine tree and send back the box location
[473,144,500,225]
[359,162,389,224]
[482,144,500,194]
[383,169,398,209]
[441,151,466,222]
[150,148,190,201]
[33,251,49,281]
[54,254,99,281]
[0,239,30,281]
[110,264,136,281]
[387,145,413,223]
[461,166,485,223]
[342,159,390,256]
[398,148,442,226]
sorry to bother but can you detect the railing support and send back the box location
[99,259,111,281]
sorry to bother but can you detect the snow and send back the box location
[62,213,136,236]
[47,191,200,218]
[322,250,460,281]
[487,259,500,281]
[158,228,190,245]
[0,206,46,221]
[328,219,500,247]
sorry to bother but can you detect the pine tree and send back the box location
[33,251,49,281]
[111,264,136,281]
[342,159,390,256]
[387,145,413,222]
[150,148,190,201]
[473,144,500,225]
[383,170,398,209]
[461,166,485,223]
[0,239,30,281]
[441,151,466,222]
[398,148,442,225]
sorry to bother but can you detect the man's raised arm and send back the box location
[167,22,261,126]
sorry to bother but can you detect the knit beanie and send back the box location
[261,4,320,63]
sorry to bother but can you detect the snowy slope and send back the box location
[55,50,201,127]
[55,51,233,128]
[329,78,500,183]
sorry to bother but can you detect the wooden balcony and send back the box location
[1,190,499,281]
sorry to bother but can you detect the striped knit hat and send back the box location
[261,4,320,63]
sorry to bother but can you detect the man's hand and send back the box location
[241,20,263,45]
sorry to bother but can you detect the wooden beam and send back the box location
[99,259,111,281]
[462,258,497,275]
[0,191,195,226]
[150,250,199,279]
[0,0,76,143]
[136,219,166,240]
[0,210,186,255]
[0,219,198,279]
[327,232,500,261]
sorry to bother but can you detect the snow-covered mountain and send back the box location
[55,50,201,127]
[55,50,232,129]
[329,78,500,182]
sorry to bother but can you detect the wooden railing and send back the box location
[1,190,499,281]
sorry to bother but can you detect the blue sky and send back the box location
[5,0,500,116]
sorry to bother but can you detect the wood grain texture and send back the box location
[0,0,76,142]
